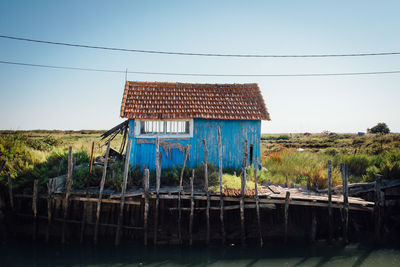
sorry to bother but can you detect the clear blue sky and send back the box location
[1,1,399,133]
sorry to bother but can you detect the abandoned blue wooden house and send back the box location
[119,81,270,170]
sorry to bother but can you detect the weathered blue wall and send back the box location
[128,119,261,170]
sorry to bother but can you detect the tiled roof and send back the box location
[120,81,270,120]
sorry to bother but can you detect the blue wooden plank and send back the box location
[128,119,261,170]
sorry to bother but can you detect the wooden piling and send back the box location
[374,174,382,241]
[178,144,191,244]
[310,207,317,243]
[254,161,263,246]
[8,175,14,211]
[62,146,73,244]
[46,178,54,243]
[327,160,333,242]
[342,163,349,244]
[32,179,38,240]
[203,139,210,244]
[80,141,95,243]
[115,139,132,246]
[189,169,195,246]
[143,169,149,246]
[94,140,111,245]
[154,138,161,244]
[240,139,248,246]
[217,126,226,244]
[284,191,290,243]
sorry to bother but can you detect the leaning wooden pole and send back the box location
[154,138,161,244]
[189,169,195,246]
[284,191,290,244]
[342,163,349,244]
[327,160,333,242]
[7,174,14,211]
[178,144,191,244]
[143,169,150,246]
[374,174,382,241]
[46,178,54,243]
[62,146,73,244]
[80,141,95,243]
[115,139,132,246]
[94,140,111,245]
[203,139,210,244]
[32,179,39,240]
[217,126,226,244]
[240,139,248,246]
[254,161,263,246]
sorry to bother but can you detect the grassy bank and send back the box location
[1,131,399,193]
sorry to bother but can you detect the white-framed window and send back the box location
[134,119,193,138]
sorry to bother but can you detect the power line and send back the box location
[1,34,400,58]
[1,59,400,77]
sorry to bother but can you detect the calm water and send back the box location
[1,241,399,267]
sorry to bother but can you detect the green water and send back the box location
[1,241,399,266]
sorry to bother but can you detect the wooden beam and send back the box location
[94,140,111,245]
[217,126,226,244]
[115,139,132,246]
[62,146,73,244]
[374,174,382,241]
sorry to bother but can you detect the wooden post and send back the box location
[310,207,317,243]
[307,176,311,191]
[62,146,73,244]
[178,144,191,244]
[342,163,349,244]
[285,175,288,188]
[254,161,263,246]
[217,126,226,244]
[80,141,95,243]
[284,191,290,243]
[327,160,333,242]
[189,169,195,246]
[154,138,161,244]
[374,174,382,241]
[32,179,39,240]
[240,139,248,246]
[46,178,54,243]
[203,139,210,244]
[143,169,150,246]
[8,175,14,211]
[94,140,111,245]
[115,139,132,246]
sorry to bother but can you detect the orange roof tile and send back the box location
[120,81,270,120]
